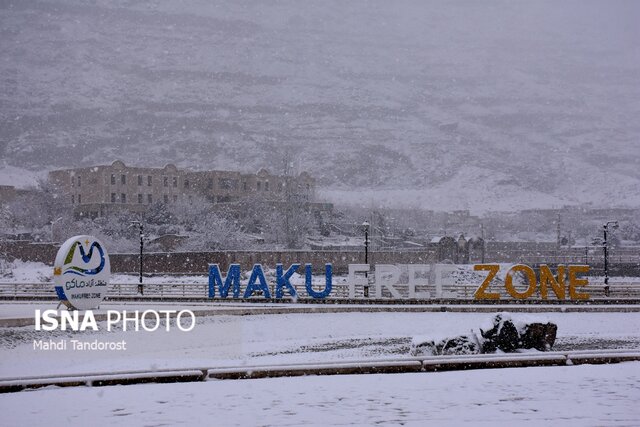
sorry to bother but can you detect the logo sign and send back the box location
[53,235,110,310]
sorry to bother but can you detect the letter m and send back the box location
[209,264,241,298]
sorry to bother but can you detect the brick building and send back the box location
[49,160,318,218]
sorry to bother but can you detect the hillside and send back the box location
[1,0,639,213]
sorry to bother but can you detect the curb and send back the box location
[1,350,638,393]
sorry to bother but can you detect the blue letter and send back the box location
[305,264,332,299]
[276,264,299,299]
[244,264,271,299]
[209,264,241,298]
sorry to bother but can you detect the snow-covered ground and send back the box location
[1,363,638,426]
[1,262,639,425]
[1,307,639,378]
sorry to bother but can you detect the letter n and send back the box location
[539,265,566,300]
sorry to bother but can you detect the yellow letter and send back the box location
[505,264,537,299]
[568,265,590,300]
[539,265,566,300]
[474,264,501,300]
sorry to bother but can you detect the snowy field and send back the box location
[1,363,639,426]
[1,307,639,378]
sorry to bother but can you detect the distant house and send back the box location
[48,160,323,218]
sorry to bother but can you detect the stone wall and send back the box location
[112,250,438,274]
[2,240,638,276]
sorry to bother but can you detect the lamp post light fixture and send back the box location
[603,220,619,297]
[363,220,370,298]
[130,220,144,295]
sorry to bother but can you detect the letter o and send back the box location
[141,310,160,332]
[505,264,537,299]
[177,310,196,332]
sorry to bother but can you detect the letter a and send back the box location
[244,264,271,299]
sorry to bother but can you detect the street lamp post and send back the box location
[50,217,63,242]
[130,221,144,295]
[363,220,370,298]
[603,220,619,297]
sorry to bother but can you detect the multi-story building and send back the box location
[0,185,17,206]
[48,160,317,218]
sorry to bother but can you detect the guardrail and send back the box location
[2,281,640,300]
[1,350,638,393]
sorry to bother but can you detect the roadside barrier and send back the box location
[1,350,638,393]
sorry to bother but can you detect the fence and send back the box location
[3,280,640,301]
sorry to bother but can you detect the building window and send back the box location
[77,176,81,187]
[71,176,75,187]
[242,181,247,191]
[173,195,178,203]
[163,195,169,204]
[172,177,178,187]
[121,175,126,185]
[147,175,152,186]
[278,183,283,192]
[121,193,126,203]
[147,194,153,204]
[78,194,81,204]
[163,176,168,187]
[138,194,143,204]
[138,175,143,186]
[71,195,75,204]
[111,174,116,185]
[257,182,262,191]
[184,179,190,189]
[111,193,116,203]
[219,178,232,190]
[207,178,213,189]
[265,181,269,191]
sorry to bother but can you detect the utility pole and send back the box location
[130,221,144,295]
[556,212,561,264]
[363,220,370,298]
[585,246,588,265]
[603,221,619,297]
[480,223,485,264]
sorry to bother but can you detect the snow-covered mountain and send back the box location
[1,0,639,213]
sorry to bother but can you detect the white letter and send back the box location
[107,310,121,331]
[80,311,98,331]
[60,311,79,331]
[408,264,432,299]
[41,310,58,331]
[348,264,369,298]
[177,310,196,332]
[122,310,139,331]
[35,309,41,331]
[160,310,177,331]
[141,310,160,332]
[434,264,458,298]
[374,265,402,299]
